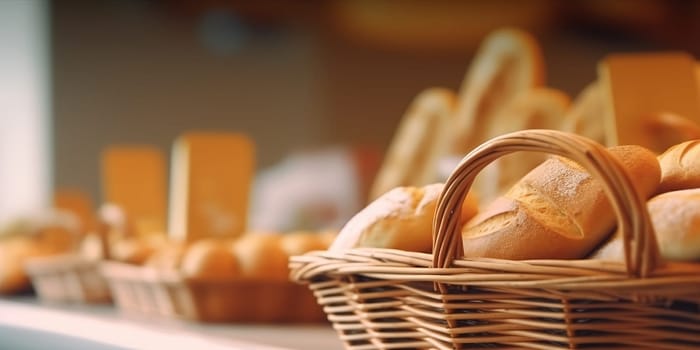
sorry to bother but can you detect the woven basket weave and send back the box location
[101,261,325,323]
[24,254,111,304]
[290,130,700,349]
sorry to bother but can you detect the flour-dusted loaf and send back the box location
[657,140,700,193]
[461,145,661,260]
[331,183,478,253]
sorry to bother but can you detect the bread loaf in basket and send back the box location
[290,130,700,349]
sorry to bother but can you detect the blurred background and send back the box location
[3,0,700,222]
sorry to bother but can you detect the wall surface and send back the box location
[51,0,669,205]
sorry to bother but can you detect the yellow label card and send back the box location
[168,132,255,242]
[101,145,167,236]
[599,52,700,153]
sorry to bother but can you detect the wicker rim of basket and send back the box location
[432,129,661,279]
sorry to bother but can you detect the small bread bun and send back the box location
[462,145,660,260]
[280,231,328,257]
[593,189,700,262]
[657,140,700,193]
[181,239,239,279]
[231,234,289,281]
[330,183,478,253]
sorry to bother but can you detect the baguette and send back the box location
[462,145,660,260]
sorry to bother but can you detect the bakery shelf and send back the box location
[0,296,342,350]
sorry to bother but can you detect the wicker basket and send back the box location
[290,130,700,349]
[24,254,111,303]
[101,261,326,323]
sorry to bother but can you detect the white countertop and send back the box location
[0,296,343,350]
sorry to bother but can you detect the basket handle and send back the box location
[432,129,660,278]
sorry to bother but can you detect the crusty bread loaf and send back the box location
[369,88,455,200]
[593,188,700,261]
[462,145,660,260]
[330,183,478,253]
[657,140,700,193]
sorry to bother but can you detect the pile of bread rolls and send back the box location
[343,27,700,264]
[142,230,335,281]
[8,200,335,295]
[0,210,81,293]
[332,139,700,263]
[84,204,335,280]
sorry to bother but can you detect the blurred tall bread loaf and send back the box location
[451,27,545,155]
[461,145,660,260]
[369,88,455,200]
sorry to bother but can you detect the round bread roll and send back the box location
[451,27,545,155]
[593,189,700,262]
[181,239,239,279]
[369,88,456,201]
[330,183,478,253]
[648,189,700,260]
[657,139,700,193]
[462,145,661,260]
[231,234,289,281]
[280,231,328,257]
